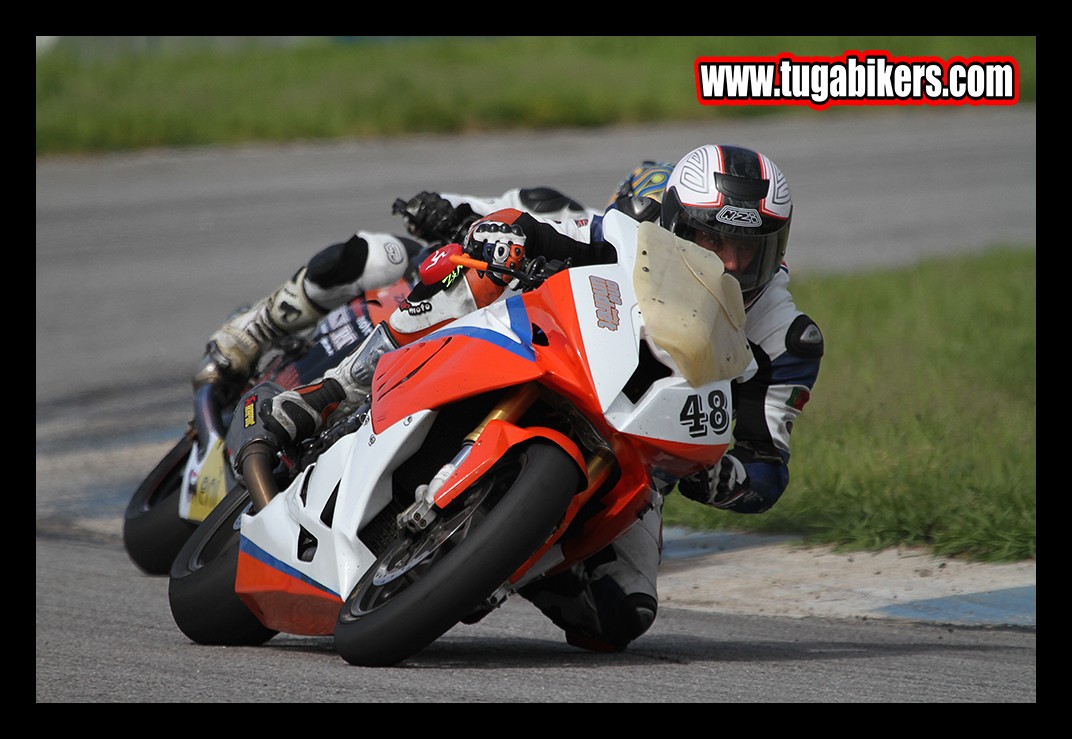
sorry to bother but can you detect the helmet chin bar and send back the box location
[740,280,770,310]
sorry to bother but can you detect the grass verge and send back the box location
[665,245,1036,563]
[36,35,1036,157]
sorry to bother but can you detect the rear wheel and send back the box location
[334,441,581,667]
[168,487,277,646]
[123,430,199,575]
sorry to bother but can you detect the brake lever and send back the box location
[449,254,541,290]
[522,257,570,287]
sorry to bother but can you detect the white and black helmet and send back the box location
[661,144,792,300]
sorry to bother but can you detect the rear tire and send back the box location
[168,487,277,647]
[334,441,581,667]
[123,430,199,575]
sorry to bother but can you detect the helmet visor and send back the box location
[671,220,787,294]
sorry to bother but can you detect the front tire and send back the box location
[168,487,277,646]
[334,441,582,667]
[123,430,199,575]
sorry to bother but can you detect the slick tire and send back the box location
[335,441,582,667]
[123,430,199,575]
[168,487,277,647]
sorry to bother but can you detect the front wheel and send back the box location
[168,486,277,646]
[123,430,199,575]
[334,441,582,667]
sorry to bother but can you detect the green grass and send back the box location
[36,35,1036,157]
[665,246,1036,563]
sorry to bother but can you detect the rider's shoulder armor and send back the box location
[786,314,824,358]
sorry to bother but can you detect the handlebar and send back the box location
[449,253,563,291]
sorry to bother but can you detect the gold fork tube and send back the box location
[464,382,542,443]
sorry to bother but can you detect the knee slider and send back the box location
[307,236,369,289]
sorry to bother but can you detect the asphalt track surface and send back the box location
[36,106,1036,702]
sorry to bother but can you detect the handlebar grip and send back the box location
[450,254,489,271]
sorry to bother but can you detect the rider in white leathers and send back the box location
[192,186,598,392]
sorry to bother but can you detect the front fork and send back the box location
[397,383,543,532]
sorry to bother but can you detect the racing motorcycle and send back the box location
[124,197,461,576]
[122,278,414,575]
[166,209,755,666]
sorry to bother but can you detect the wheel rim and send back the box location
[348,459,519,617]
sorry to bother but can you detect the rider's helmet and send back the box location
[605,160,675,223]
[660,144,792,303]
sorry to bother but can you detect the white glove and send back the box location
[678,453,749,509]
[468,220,527,269]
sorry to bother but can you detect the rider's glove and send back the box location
[467,214,528,276]
[678,453,750,510]
[395,191,475,244]
[260,379,348,451]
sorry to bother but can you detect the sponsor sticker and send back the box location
[716,205,762,227]
[243,394,257,428]
[589,275,622,331]
[400,299,433,316]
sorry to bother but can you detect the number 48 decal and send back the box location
[679,390,730,437]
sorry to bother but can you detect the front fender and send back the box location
[431,420,587,510]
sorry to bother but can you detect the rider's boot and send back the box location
[194,267,326,387]
[519,496,663,652]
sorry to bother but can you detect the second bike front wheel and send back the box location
[168,486,277,647]
[334,440,582,667]
[123,429,199,575]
